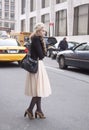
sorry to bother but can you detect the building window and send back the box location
[41,13,50,35]
[73,4,89,35]
[30,0,36,12]
[55,10,67,36]
[5,4,9,11]
[10,12,14,20]
[56,0,66,4]
[11,2,14,6]
[10,23,15,30]
[10,6,15,12]
[11,0,15,2]
[11,3,14,6]
[0,21,2,26]
[4,22,9,27]
[42,0,49,8]
[21,0,25,14]
[0,11,2,18]
[21,20,25,31]
[5,12,9,19]
[5,0,9,2]
[30,17,36,32]
[11,0,15,4]
[0,3,2,10]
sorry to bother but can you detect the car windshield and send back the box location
[68,42,79,48]
[0,39,20,46]
[44,37,57,45]
[68,42,75,48]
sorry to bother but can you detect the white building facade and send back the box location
[16,0,89,42]
[0,0,17,33]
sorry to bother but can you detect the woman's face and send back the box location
[39,28,46,37]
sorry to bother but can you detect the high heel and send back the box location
[35,111,46,119]
[24,110,34,119]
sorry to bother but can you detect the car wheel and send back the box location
[51,53,55,59]
[59,56,67,69]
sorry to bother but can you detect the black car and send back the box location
[56,42,89,70]
[51,41,79,59]
[44,36,57,57]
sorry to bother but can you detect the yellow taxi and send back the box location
[10,32,32,46]
[0,38,28,65]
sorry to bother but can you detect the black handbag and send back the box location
[20,54,38,73]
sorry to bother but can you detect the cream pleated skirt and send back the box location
[25,60,52,97]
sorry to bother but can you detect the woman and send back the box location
[24,23,52,119]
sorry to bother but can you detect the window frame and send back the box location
[73,4,89,35]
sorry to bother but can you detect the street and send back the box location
[0,58,89,130]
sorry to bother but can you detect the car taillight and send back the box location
[0,50,4,53]
[24,48,29,53]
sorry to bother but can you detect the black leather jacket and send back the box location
[31,36,45,60]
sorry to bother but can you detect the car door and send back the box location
[70,43,89,69]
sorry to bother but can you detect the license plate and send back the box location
[7,50,18,53]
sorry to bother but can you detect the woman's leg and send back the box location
[24,97,38,119]
[36,97,42,113]
[28,97,38,112]
[35,97,46,118]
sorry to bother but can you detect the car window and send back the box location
[0,39,19,46]
[75,43,89,51]
[68,42,74,48]
[84,45,89,50]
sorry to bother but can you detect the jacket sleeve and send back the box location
[32,37,44,60]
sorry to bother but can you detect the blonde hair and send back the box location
[34,22,46,32]
[30,22,46,37]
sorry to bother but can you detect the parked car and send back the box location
[51,41,79,59]
[56,42,89,70]
[0,38,28,65]
[44,36,57,57]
